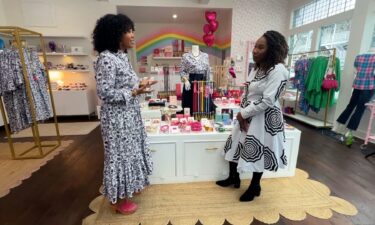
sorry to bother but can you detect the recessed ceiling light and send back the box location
[172,14,178,19]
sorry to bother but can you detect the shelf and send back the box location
[38,52,88,56]
[153,57,182,60]
[48,69,90,73]
[283,113,332,128]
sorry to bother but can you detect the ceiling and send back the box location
[117,6,232,24]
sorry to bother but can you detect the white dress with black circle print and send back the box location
[95,50,153,204]
[223,63,288,173]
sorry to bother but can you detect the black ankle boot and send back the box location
[239,172,263,202]
[216,162,241,188]
[239,185,261,202]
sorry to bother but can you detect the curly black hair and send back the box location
[92,14,135,53]
[256,30,289,74]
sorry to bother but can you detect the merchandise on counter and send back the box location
[169,125,179,133]
[160,125,169,134]
[184,107,190,116]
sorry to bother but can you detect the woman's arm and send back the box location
[240,66,288,119]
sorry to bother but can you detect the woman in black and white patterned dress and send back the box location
[93,14,156,214]
[216,31,289,202]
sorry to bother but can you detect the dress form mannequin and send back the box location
[192,45,200,57]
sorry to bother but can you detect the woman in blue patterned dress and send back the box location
[93,14,156,214]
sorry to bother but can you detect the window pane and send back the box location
[289,31,314,54]
[345,0,356,10]
[292,0,356,28]
[315,0,329,20]
[293,8,304,28]
[319,20,351,69]
[303,2,316,25]
[371,25,375,48]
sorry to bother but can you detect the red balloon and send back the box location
[209,20,219,32]
[203,33,215,47]
[203,24,211,34]
[205,11,217,22]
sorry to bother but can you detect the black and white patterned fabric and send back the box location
[0,48,52,133]
[223,64,288,173]
[95,50,153,204]
[264,106,284,136]
[180,52,210,81]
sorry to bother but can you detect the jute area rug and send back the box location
[83,169,357,225]
[0,140,73,198]
[9,122,100,138]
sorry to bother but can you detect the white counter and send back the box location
[148,128,301,184]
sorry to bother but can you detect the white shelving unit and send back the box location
[147,128,301,184]
[52,90,96,116]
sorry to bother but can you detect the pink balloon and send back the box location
[209,20,219,32]
[203,33,215,47]
[205,11,217,22]
[203,24,211,34]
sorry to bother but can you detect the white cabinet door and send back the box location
[52,90,95,116]
[184,141,227,180]
[149,143,176,181]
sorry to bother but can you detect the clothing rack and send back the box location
[0,26,61,159]
[283,48,336,128]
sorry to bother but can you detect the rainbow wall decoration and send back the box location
[136,28,231,61]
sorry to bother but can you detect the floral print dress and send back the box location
[95,50,153,204]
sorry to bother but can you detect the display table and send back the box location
[147,128,301,184]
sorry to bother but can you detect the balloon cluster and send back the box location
[202,11,219,47]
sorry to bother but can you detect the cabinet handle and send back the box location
[205,147,218,151]
[150,149,157,152]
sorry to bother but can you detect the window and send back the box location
[371,25,375,48]
[319,20,351,69]
[289,31,313,54]
[292,0,356,28]
[288,31,313,79]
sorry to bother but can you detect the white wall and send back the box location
[231,0,290,84]
[2,0,116,37]
[0,0,6,25]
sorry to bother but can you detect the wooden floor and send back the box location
[0,119,374,225]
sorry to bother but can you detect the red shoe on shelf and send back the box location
[111,200,138,215]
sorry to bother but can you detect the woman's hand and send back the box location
[237,112,249,132]
[139,78,158,88]
[132,85,153,96]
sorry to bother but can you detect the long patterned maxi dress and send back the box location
[95,50,153,204]
[223,63,288,173]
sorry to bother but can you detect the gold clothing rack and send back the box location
[0,26,61,159]
[284,48,336,128]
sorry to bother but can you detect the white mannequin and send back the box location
[191,45,200,57]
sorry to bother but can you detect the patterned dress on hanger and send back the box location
[95,50,153,204]
[223,64,288,173]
